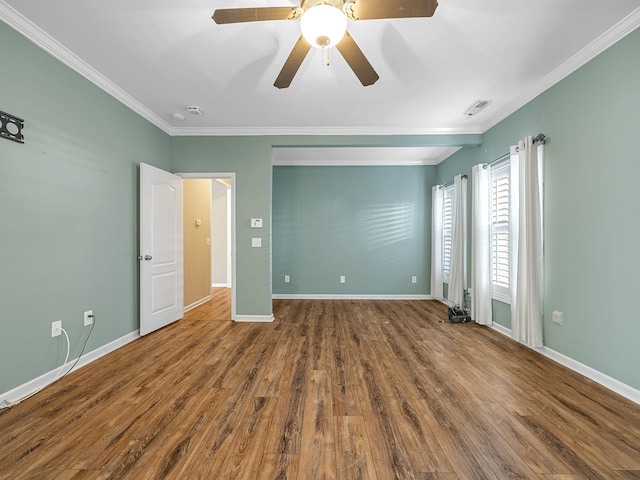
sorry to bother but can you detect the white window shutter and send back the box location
[491,164,511,302]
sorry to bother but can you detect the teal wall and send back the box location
[171,135,478,315]
[170,136,275,316]
[0,22,171,393]
[272,166,434,295]
[438,27,640,389]
[2,12,638,399]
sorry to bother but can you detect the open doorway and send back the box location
[211,179,232,289]
[180,173,236,321]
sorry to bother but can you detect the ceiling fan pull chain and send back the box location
[323,46,330,66]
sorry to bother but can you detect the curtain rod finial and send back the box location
[534,133,546,144]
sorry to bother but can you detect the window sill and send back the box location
[492,292,511,305]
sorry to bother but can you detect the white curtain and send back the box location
[448,174,467,306]
[430,185,444,300]
[511,137,544,347]
[471,165,492,325]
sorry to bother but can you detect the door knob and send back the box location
[138,255,153,261]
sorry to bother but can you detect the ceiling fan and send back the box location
[212,0,438,88]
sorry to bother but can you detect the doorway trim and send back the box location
[178,172,236,321]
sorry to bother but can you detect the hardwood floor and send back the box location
[184,288,232,322]
[1,299,640,479]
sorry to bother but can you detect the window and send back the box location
[491,163,510,303]
[442,185,453,283]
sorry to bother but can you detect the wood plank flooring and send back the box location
[184,288,232,321]
[1,299,640,479]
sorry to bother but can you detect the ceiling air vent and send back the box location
[463,100,491,118]
[187,106,203,115]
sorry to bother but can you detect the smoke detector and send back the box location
[463,100,491,118]
[187,106,203,115]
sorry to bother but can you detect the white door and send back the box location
[139,163,184,336]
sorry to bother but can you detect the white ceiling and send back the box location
[1,1,639,148]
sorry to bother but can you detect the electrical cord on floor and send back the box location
[58,314,95,379]
[0,314,96,410]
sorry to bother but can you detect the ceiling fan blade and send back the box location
[212,7,299,24]
[349,0,438,20]
[274,36,311,89]
[335,32,379,86]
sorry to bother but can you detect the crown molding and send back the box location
[0,1,173,134]
[272,146,462,166]
[273,158,444,166]
[0,1,483,138]
[480,6,640,133]
[165,125,483,136]
[3,2,638,138]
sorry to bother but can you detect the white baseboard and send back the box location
[489,321,511,337]
[539,346,640,405]
[184,295,211,313]
[489,323,640,406]
[7,309,636,410]
[0,330,140,407]
[211,283,229,288]
[234,314,275,323]
[432,296,453,307]
[272,294,432,300]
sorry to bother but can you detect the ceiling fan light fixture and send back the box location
[300,4,347,49]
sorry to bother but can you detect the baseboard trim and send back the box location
[539,346,640,406]
[211,283,229,288]
[184,295,212,313]
[432,296,453,307]
[234,314,275,323]
[272,294,433,300]
[489,321,511,337]
[488,323,640,406]
[0,330,140,407]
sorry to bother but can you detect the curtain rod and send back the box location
[440,174,467,188]
[440,133,546,183]
[515,133,547,151]
[482,133,546,169]
[483,152,509,169]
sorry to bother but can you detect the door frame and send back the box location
[178,172,236,321]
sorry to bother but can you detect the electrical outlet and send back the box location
[52,321,62,337]
[552,311,563,325]
[412,276,417,284]
[284,275,290,283]
[340,275,346,284]
[84,310,94,326]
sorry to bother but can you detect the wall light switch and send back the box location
[251,218,263,228]
[252,237,261,248]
